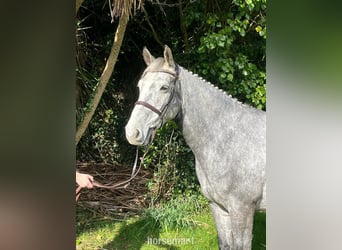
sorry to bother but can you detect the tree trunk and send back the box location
[76,0,84,14]
[75,12,129,146]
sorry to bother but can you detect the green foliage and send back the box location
[143,122,197,202]
[142,193,209,231]
[252,211,267,250]
[76,79,131,164]
[181,0,266,110]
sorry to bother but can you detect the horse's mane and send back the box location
[145,57,262,112]
[180,66,258,111]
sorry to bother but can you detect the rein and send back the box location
[76,138,154,202]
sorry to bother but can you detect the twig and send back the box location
[142,6,164,48]
[178,0,189,52]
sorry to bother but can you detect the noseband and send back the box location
[135,64,180,121]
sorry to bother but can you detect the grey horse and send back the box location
[125,46,266,250]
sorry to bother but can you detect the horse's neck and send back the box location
[178,69,242,155]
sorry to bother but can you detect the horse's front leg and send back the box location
[229,201,256,250]
[210,202,234,250]
[210,201,256,250]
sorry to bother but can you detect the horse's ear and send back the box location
[143,47,155,65]
[163,45,175,67]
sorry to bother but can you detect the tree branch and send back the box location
[178,0,189,52]
[142,6,164,48]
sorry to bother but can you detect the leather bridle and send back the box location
[134,64,180,124]
[76,65,180,203]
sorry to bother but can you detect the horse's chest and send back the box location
[195,157,233,202]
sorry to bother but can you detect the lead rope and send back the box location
[76,131,156,202]
[131,147,139,178]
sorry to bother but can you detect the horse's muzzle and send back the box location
[125,125,155,146]
[125,126,143,146]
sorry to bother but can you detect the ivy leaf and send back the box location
[255,26,262,32]
[218,41,225,47]
[228,74,234,81]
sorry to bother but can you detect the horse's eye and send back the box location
[160,85,169,91]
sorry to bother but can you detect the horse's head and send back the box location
[125,45,182,146]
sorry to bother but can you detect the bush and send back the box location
[181,0,266,110]
[143,121,197,202]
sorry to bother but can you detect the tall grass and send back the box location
[142,194,209,231]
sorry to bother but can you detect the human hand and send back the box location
[76,172,94,188]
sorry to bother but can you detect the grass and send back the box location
[141,194,210,231]
[76,198,266,250]
[252,211,266,250]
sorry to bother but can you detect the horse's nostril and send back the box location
[135,129,141,139]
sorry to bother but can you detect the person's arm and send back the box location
[76,172,94,188]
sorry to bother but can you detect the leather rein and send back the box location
[76,147,150,202]
[76,65,180,202]
[76,147,151,202]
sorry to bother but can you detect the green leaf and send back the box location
[218,41,225,47]
[228,74,234,81]
[255,26,262,32]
